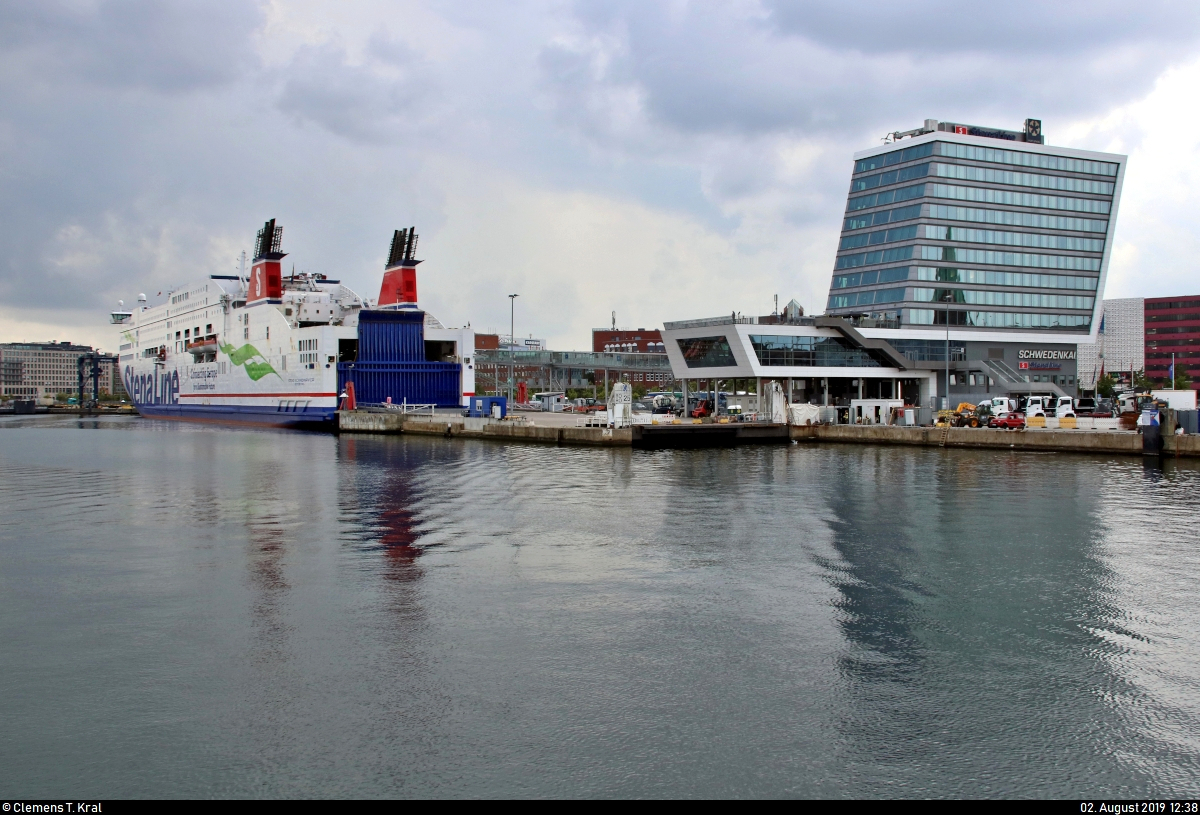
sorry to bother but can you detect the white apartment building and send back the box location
[1077,297,1144,388]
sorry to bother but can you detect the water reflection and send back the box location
[2,419,1199,798]
[338,436,427,584]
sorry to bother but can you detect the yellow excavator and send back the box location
[936,402,983,428]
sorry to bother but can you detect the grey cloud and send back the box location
[543,0,1200,141]
[275,38,437,144]
[1,0,1197,345]
[0,0,262,92]
[764,0,1200,56]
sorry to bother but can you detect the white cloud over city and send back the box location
[2,0,1199,351]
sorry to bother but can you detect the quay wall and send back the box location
[790,424,1200,457]
[337,411,633,446]
[335,410,1200,457]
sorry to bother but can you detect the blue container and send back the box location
[468,396,507,418]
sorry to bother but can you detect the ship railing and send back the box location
[363,398,437,416]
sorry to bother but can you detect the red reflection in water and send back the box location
[378,495,423,582]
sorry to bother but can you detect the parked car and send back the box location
[989,411,1026,429]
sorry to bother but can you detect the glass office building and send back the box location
[827,119,1125,339]
[656,121,1128,409]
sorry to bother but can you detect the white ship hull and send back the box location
[118,274,361,429]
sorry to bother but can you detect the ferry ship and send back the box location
[112,220,474,428]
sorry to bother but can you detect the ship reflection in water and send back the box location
[2,415,1200,798]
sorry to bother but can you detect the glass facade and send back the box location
[839,224,919,250]
[920,245,1099,271]
[937,143,1118,176]
[844,204,922,231]
[835,246,913,270]
[908,309,1091,329]
[914,267,1097,290]
[912,288,1093,310]
[676,336,736,368]
[847,184,925,211]
[934,164,1113,194]
[886,338,966,362]
[851,163,929,192]
[827,288,906,309]
[827,131,1122,335]
[929,205,1107,233]
[748,335,884,367]
[832,267,910,288]
[853,142,935,173]
[930,184,1110,214]
[923,225,1104,252]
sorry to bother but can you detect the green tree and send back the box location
[1133,368,1154,390]
[1095,373,1117,398]
[1171,369,1193,390]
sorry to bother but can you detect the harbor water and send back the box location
[2,415,1199,798]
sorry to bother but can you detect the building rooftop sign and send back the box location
[885,118,1044,145]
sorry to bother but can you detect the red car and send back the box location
[989,412,1026,429]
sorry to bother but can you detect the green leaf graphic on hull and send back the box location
[219,342,280,381]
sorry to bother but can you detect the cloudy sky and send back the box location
[3,0,1200,352]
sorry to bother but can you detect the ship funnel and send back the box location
[248,218,286,303]
[378,226,421,308]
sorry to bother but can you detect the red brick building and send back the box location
[1145,295,1200,392]
[592,328,664,353]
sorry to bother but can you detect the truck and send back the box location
[1151,389,1198,411]
[980,396,1016,417]
[1025,396,1051,417]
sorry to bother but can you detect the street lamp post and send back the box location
[508,293,519,404]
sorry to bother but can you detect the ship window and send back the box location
[184,329,190,338]
[206,324,212,334]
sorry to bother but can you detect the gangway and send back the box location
[813,317,910,369]
[980,359,1067,398]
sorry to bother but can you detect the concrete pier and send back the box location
[337,411,633,446]
[335,410,1200,457]
[790,424,1200,457]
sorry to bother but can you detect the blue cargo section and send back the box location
[338,309,463,408]
[356,309,425,361]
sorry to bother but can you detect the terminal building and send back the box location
[661,118,1126,408]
